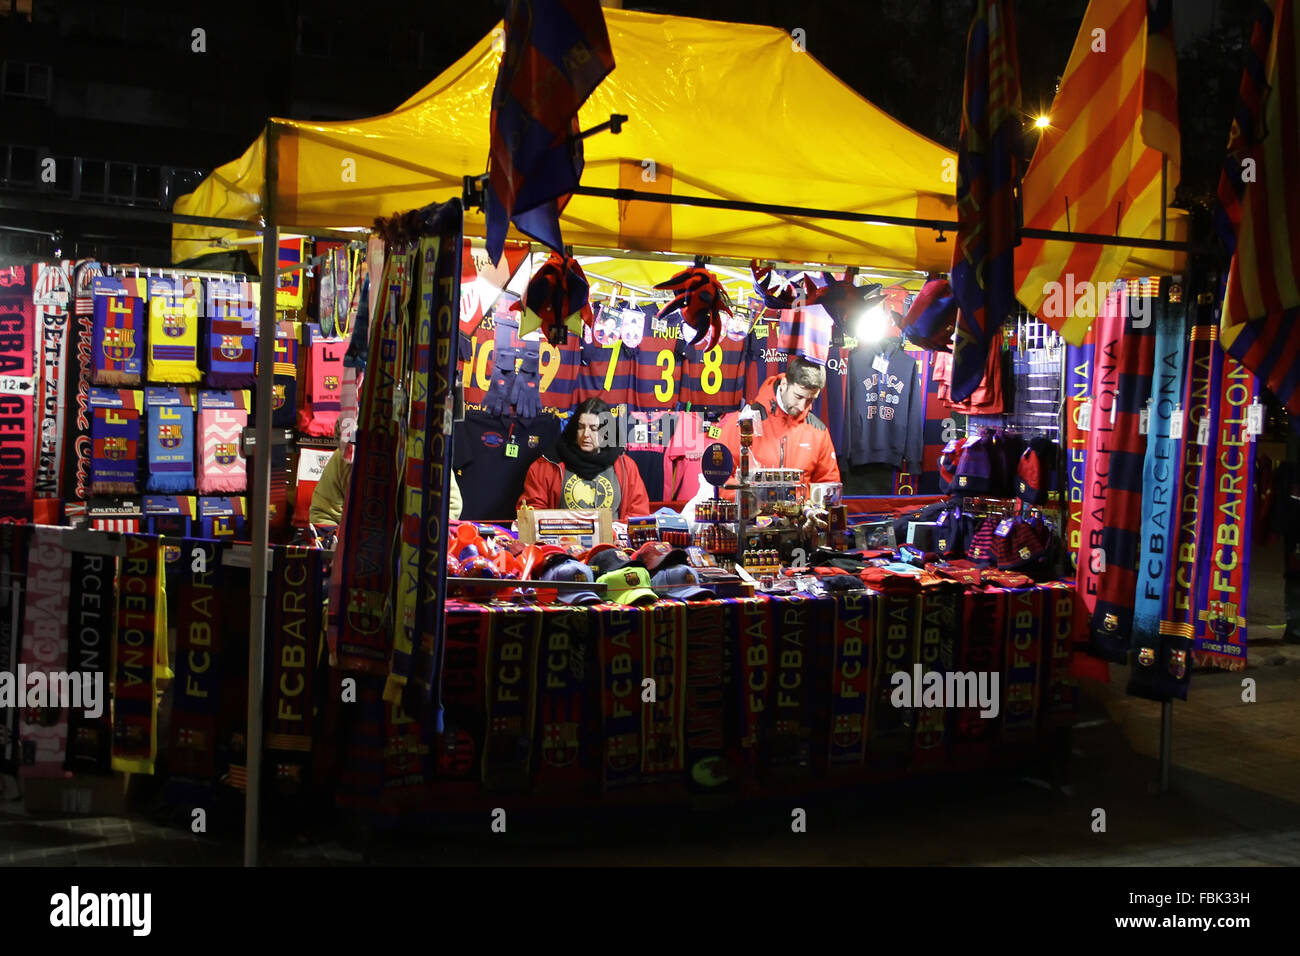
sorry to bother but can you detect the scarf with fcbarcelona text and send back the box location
[90,388,144,495]
[266,545,326,796]
[598,605,644,792]
[146,276,201,384]
[92,275,146,386]
[19,526,72,778]
[112,533,170,775]
[482,604,542,793]
[829,590,875,772]
[169,539,223,780]
[64,549,115,775]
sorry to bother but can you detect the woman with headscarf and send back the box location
[517,398,650,520]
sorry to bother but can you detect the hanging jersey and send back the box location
[633,308,683,410]
[820,344,852,459]
[678,330,748,412]
[539,333,580,413]
[576,322,634,406]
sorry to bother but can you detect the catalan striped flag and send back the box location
[1215,2,1276,254]
[950,0,1023,403]
[485,0,615,266]
[1220,0,1300,416]
[1014,0,1181,345]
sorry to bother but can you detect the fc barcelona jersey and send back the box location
[633,308,683,411]
[678,332,748,412]
[576,331,633,406]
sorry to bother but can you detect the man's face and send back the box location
[780,378,821,417]
[575,413,603,452]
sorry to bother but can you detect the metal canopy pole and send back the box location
[244,121,279,868]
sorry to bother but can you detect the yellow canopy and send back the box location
[173,7,958,270]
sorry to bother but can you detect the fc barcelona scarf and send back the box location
[1079,281,1156,665]
[63,261,104,507]
[0,525,28,776]
[1041,581,1079,723]
[642,600,688,785]
[598,605,644,792]
[145,387,196,493]
[682,599,730,794]
[534,605,595,796]
[1128,280,1190,700]
[765,594,817,780]
[169,539,223,780]
[204,279,257,388]
[112,533,169,775]
[0,266,36,520]
[91,275,146,385]
[146,276,201,383]
[297,325,345,437]
[431,606,488,797]
[33,261,74,500]
[196,390,249,494]
[732,596,771,776]
[1193,343,1258,671]
[828,590,874,771]
[90,387,144,495]
[954,588,1003,752]
[329,247,412,673]
[872,586,921,765]
[266,545,325,793]
[268,323,299,429]
[1002,588,1042,741]
[913,582,958,769]
[1064,332,1094,573]
[482,604,541,793]
[64,549,115,775]
[18,527,72,778]
[276,237,309,311]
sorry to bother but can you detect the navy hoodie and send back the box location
[848,337,924,469]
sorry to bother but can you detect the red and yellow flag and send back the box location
[1014,0,1180,345]
[1221,0,1300,416]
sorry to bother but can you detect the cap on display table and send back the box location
[517,506,613,551]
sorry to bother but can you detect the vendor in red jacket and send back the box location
[717,354,841,493]
[518,398,650,521]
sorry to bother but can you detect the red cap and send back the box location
[630,541,689,573]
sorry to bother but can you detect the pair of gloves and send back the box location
[482,321,543,420]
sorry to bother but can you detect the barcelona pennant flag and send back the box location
[485,0,616,265]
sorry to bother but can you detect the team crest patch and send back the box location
[158,424,183,449]
[220,335,245,359]
[103,437,129,460]
[345,588,384,635]
[102,326,136,361]
[273,384,286,410]
[215,443,238,466]
[1168,650,1187,680]
[324,375,339,391]
[1103,612,1120,632]
[542,722,580,767]
[831,713,862,748]
[528,435,540,448]
[1138,646,1156,667]
[162,313,186,338]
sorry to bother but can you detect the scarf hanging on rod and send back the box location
[1128,279,1190,701]
[328,245,412,673]
[265,545,325,794]
[1063,332,1094,575]
[276,238,309,311]
[198,496,247,541]
[33,261,73,501]
[264,321,299,429]
[64,548,115,775]
[18,526,72,778]
[146,275,201,383]
[89,387,144,495]
[0,525,29,776]
[204,279,257,388]
[169,538,224,780]
[112,533,170,775]
[1193,341,1257,672]
[63,260,105,510]
[0,266,36,520]
[296,324,346,437]
[196,390,249,494]
[91,275,146,386]
[145,387,197,493]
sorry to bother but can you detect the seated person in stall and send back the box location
[716,354,842,493]
[517,398,650,521]
[311,422,462,527]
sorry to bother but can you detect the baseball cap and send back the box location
[1017,437,1060,504]
[540,558,602,605]
[588,547,635,576]
[650,564,715,600]
[595,566,659,606]
[954,438,995,493]
[632,541,690,574]
[520,544,569,579]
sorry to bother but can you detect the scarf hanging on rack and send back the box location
[828,590,874,771]
[18,526,72,778]
[64,548,115,774]
[0,525,28,776]
[198,496,246,540]
[204,279,257,388]
[196,390,249,494]
[292,446,334,527]
[170,538,223,780]
[146,275,201,383]
[0,266,36,520]
[33,261,73,501]
[112,533,169,775]
[1193,342,1257,671]
[266,545,325,794]
[1128,279,1190,700]
[297,324,346,437]
[276,237,308,311]
[90,387,144,495]
[318,247,338,338]
[329,246,412,673]
[63,261,104,510]
[1082,280,1157,665]
[1063,333,1094,574]
[268,322,299,429]
[145,387,197,493]
[91,275,146,385]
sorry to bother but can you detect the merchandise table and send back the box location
[336,582,1079,816]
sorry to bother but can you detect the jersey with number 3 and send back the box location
[633,308,682,410]
[678,333,747,411]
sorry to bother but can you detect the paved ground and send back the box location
[2,541,1297,867]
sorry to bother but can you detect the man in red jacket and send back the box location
[716,355,841,495]
[518,398,650,521]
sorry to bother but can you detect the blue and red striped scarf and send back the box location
[829,591,874,771]
[598,605,644,792]
[1064,333,1094,573]
[89,387,144,495]
[112,533,169,775]
[91,275,146,385]
[483,604,542,792]
[204,279,257,388]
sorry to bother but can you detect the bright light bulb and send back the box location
[1034,115,1051,129]
[853,304,889,343]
